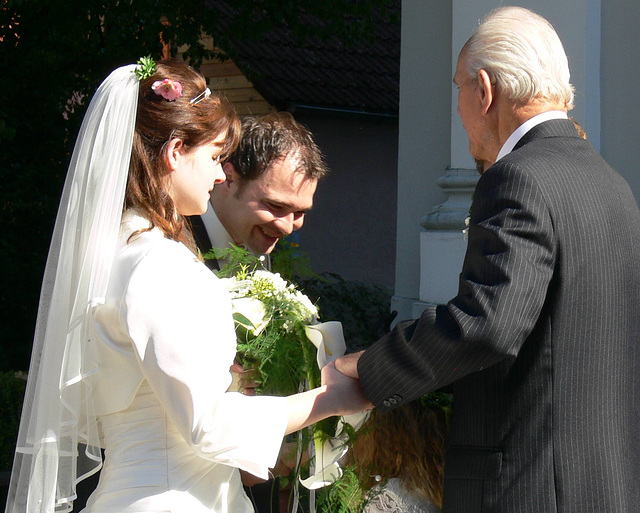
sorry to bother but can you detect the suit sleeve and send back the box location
[358,162,557,411]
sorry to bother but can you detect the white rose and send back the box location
[232,297,269,339]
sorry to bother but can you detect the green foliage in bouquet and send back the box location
[204,244,263,278]
[206,242,453,512]
[270,238,316,283]
[208,243,343,496]
[205,244,321,396]
[315,465,367,513]
[234,269,320,396]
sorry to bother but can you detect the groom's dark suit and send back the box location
[358,119,640,512]
[189,215,219,271]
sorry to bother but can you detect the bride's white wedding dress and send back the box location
[81,211,289,512]
[84,381,253,512]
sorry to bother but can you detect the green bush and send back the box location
[298,273,396,353]
[0,371,27,470]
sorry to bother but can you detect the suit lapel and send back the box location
[187,215,220,271]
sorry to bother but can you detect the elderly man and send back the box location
[190,111,327,269]
[335,6,640,511]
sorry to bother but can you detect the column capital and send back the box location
[421,167,479,231]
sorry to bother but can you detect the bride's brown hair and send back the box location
[125,59,240,250]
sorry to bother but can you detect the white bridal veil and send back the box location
[6,64,139,513]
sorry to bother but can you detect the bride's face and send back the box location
[166,131,227,216]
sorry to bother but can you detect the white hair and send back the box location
[463,6,575,109]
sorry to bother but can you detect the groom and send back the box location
[335,6,640,512]
[189,111,327,271]
[189,111,328,512]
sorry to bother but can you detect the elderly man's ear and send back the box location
[477,69,494,115]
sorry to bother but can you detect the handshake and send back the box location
[321,350,373,416]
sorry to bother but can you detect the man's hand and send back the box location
[333,350,364,379]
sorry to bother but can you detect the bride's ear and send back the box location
[165,138,185,172]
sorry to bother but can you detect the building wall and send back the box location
[290,109,399,289]
[394,0,453,307]
[601,0,640,200]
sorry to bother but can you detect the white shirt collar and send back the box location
[495,110,568,163]
[200,202,271,270]
[201,201,235,252]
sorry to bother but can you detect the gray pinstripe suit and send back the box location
[358,119,640,511]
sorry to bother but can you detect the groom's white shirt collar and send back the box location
[200,201,271,270]
[496,110,568,163]
[200,201,234,261]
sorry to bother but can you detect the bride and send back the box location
[5,59,371,513]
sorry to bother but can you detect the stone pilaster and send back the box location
[418,167,478,305]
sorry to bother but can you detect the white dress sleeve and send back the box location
[121,238,289,478]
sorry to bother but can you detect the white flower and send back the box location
[463,215,470,241]
[220,277,252,299]
[294,289,319,323]
[232,297,269,338]
[248,270,318,324]
[254,270,288,291]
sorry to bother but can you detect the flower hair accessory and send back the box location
[151,79,183,101]
[134,55,157,81]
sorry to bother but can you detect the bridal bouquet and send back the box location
[221,265,322,396]
[208,245,367,494]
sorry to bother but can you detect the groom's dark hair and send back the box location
[227,111,328,194]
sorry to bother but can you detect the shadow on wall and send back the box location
[292,110,398,290]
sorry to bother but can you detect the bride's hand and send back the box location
[230,360,259,396]
[321,361,374,415]
[284,361,374,434]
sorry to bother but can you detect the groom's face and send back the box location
[215,157,317,255]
